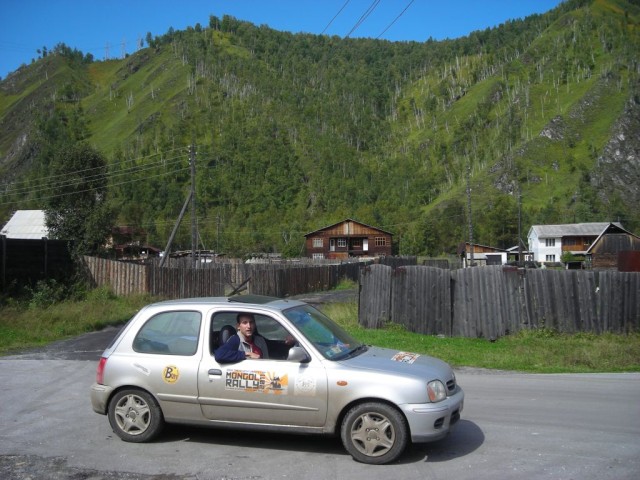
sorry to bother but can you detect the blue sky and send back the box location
[0,0,564,79]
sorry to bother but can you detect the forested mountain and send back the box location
[1,0,639,257]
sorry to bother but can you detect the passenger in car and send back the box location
[214,313,270,363]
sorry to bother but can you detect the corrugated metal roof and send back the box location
[0,210,49,239]
[531,222,621,238]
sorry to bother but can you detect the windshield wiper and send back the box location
[339,344,368,360]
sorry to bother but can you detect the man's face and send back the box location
[237,316,255,337]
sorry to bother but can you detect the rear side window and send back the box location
[133,311,201,356]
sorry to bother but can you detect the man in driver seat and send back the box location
[215,313,269,363]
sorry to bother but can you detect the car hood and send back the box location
[338,346,454,380]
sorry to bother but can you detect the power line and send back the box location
[0,146,185,191]
[321,0,350,35]
[344,0,381,38]
[1,152,187,198]
[8,156,186,199]
[0,166,191,206]
[376,0,415,39]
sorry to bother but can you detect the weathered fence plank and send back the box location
[83,256,361,299]
[359,264,392,329]
[82,256,147,296]
[390,266,451,335]
[599,271,640,333]
[363,264,639,338]
[451,268,473,337]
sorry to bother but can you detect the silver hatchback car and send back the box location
[90,295,463,464]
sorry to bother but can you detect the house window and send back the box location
[312,253,324,260]
[545,254,556,262]
[312,238,323,248]
[337,238,347,248]
[545,238,555,247]
[375,237,387,247]
[352,239,362,248]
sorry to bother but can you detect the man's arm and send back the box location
[214,335,246,363]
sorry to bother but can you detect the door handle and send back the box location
[208,369,222,376]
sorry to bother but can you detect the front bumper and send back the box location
[90,383,114,415]
[400,388,464,443]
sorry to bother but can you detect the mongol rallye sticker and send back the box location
[391,352,421,364]
[225,370,288,394]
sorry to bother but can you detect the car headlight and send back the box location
[427,380,447,402]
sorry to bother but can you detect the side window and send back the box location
[211,312,294,360]
[133,311,201,356]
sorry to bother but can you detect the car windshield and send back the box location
[283,304,363,360]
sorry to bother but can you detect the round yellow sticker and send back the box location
[162,365,179,384]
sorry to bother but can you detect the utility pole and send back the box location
[466,159,475,267]
[189,142,197,268]
[159,191,192,267]
[159,144,197,268]
[216,213,221,254]
[518,183,523,267]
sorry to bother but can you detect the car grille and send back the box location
[446,378,456,394]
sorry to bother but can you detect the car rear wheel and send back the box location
[108,389,164,442]
[340,402,408,464]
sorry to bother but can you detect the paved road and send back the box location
[1,327,639,479]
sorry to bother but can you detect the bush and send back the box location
[27,279,67,309]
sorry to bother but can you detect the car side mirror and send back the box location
[287,346,311,363]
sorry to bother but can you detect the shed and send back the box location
[1,210,48,239]
[586,223,640,271]
[457,242,508,267]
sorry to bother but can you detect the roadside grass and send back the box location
[0,287,152,355]
[320,301,640,374]
[1,291,638,373]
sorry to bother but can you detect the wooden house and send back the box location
[304,219,393,260]
[528,222,623,264]
[586,223,640,271]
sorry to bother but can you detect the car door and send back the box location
[197,309,328,427]
[128,309,203,420]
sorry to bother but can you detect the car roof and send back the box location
[147,295,307,312]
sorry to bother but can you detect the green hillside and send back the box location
[1,0,639,257]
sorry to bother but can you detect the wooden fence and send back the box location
[82,256,363,298]
[359,264,640,337]
[1,236,73,291]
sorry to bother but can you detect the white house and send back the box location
[527,222,622,264]
[0,210,48,239]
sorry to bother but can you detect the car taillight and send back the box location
[96,357,108,384]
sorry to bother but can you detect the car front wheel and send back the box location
[340,402,408,464]
[108,389,164,442]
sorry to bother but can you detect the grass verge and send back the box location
[320,302,640,374]
[1,293,638,373]
[0,288,153,355]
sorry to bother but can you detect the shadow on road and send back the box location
[141,418,483,465]
[159,424,347,457]
[414,420,485,462]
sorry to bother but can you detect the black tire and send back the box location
[340,402,408,465]
[108,389,164,443]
